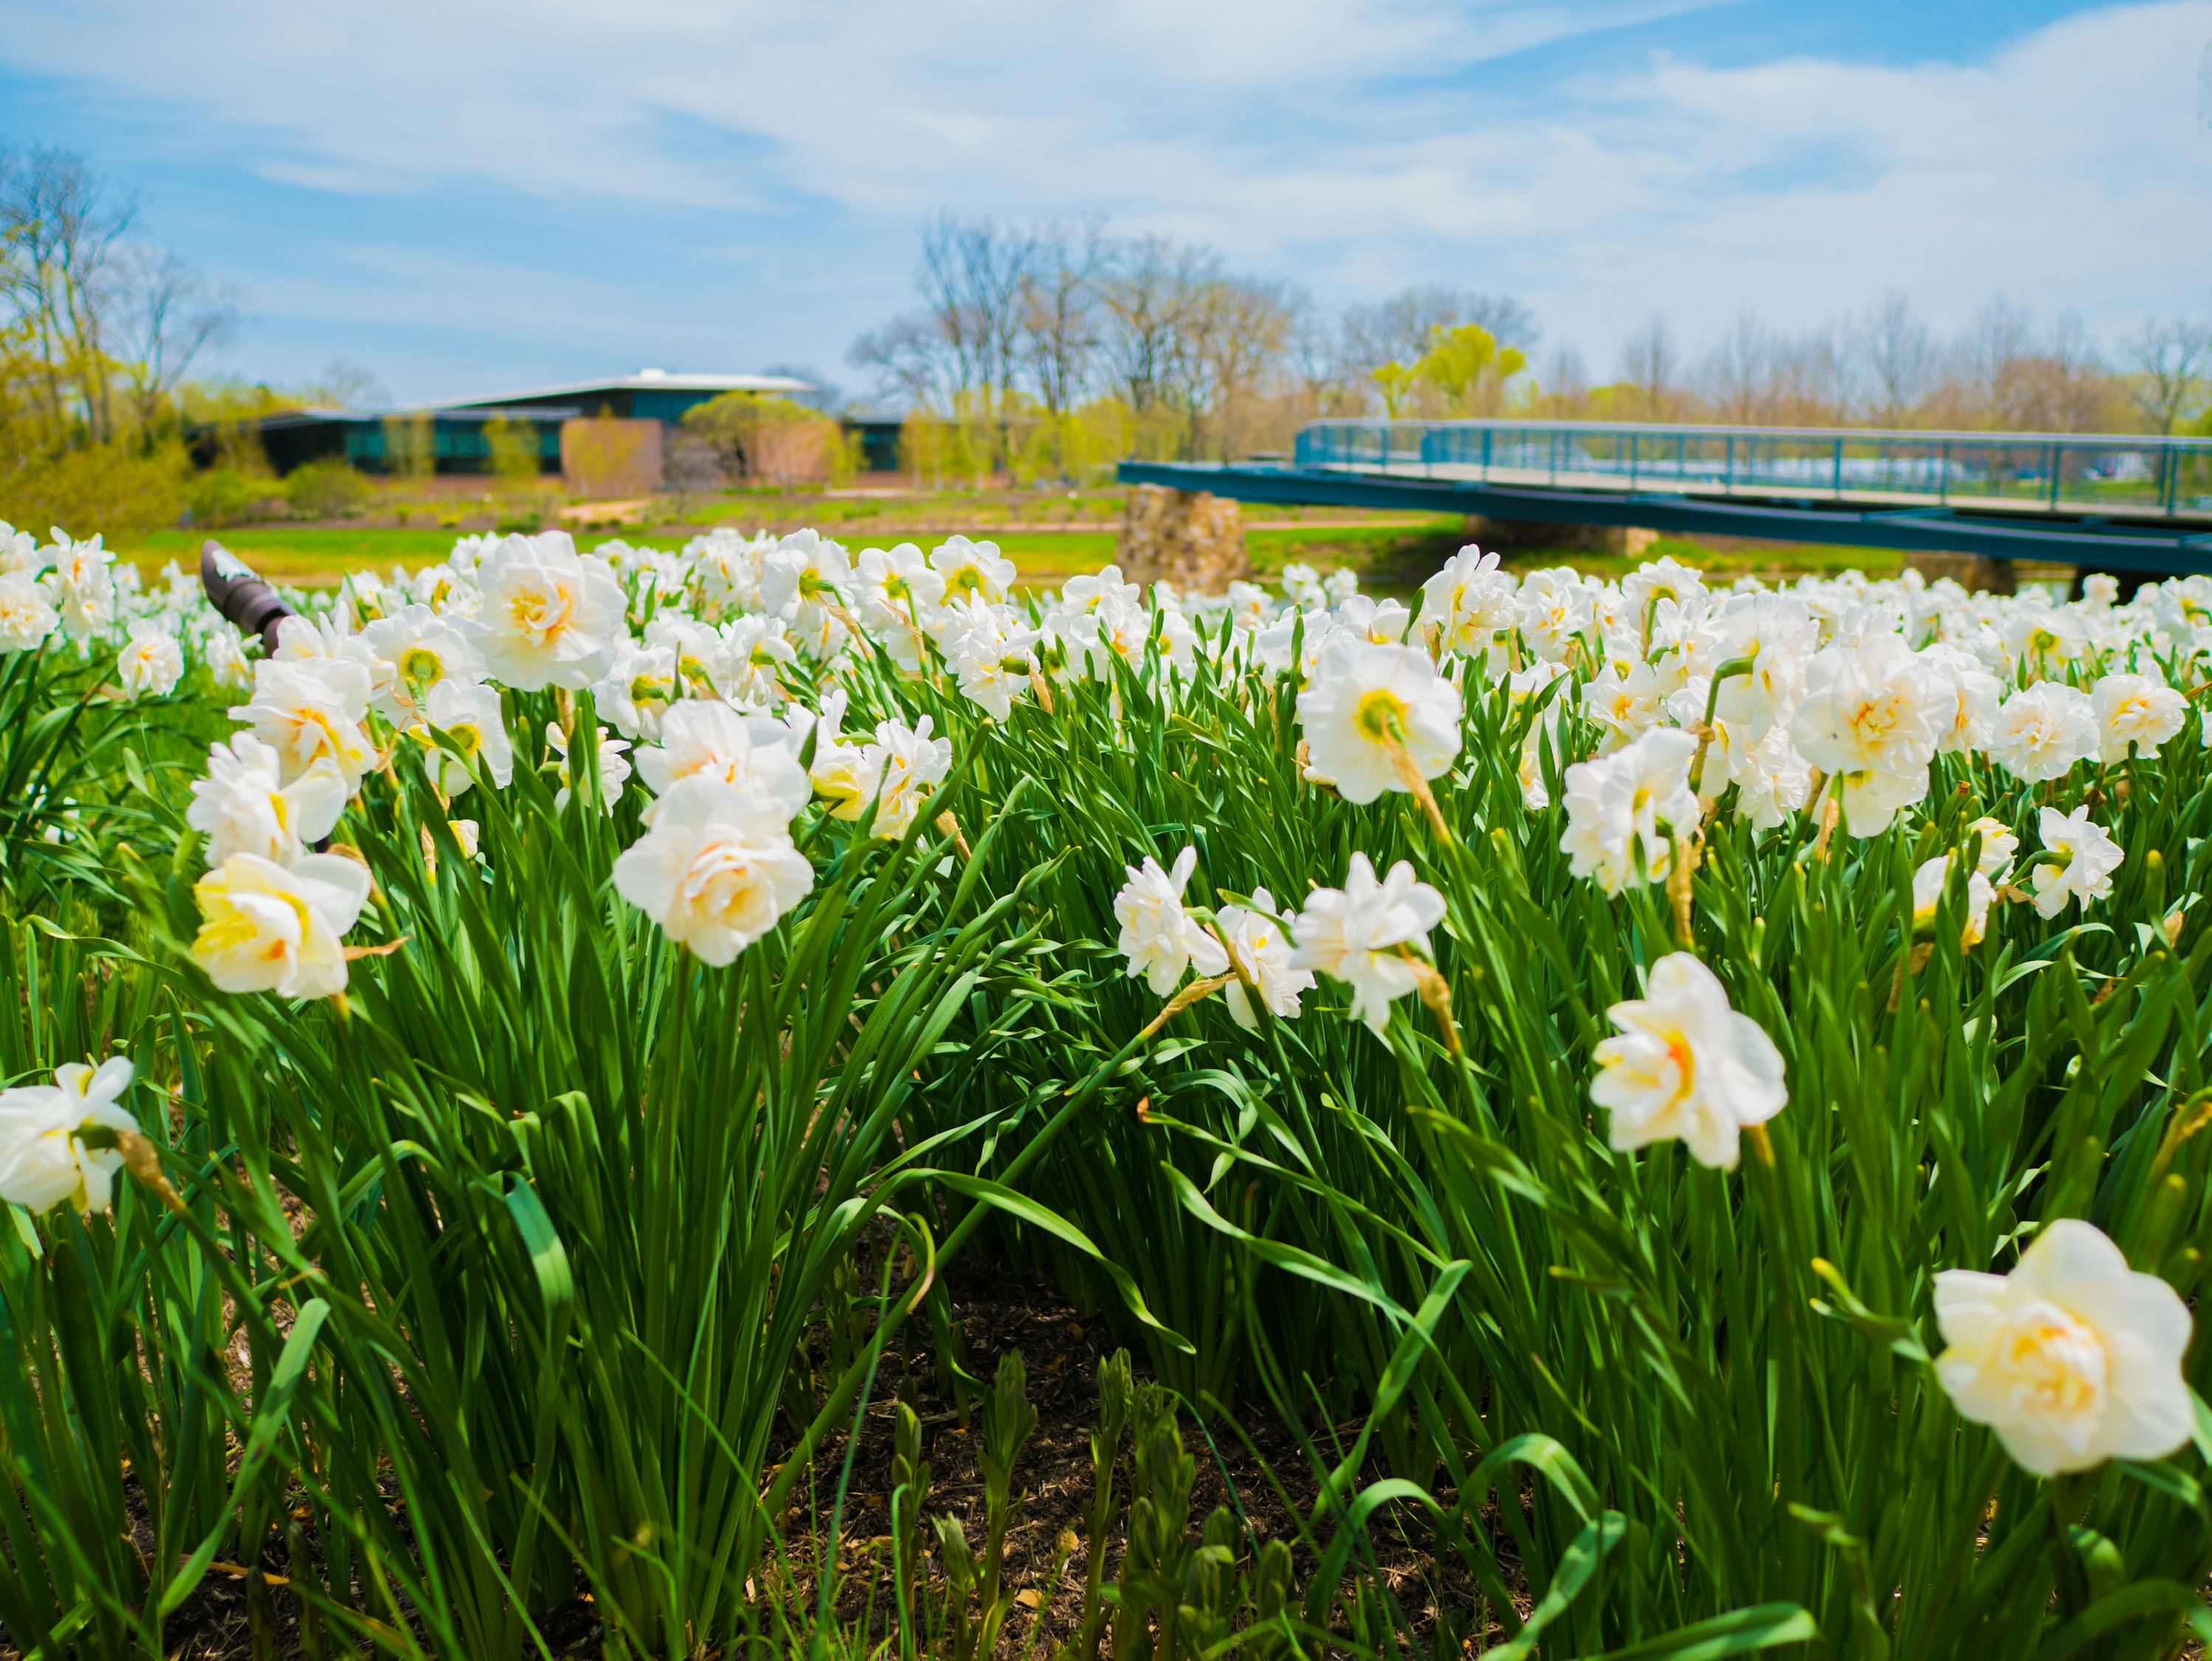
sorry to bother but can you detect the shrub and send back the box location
[281,455,370,520]
[0,439,188,537]
[185,467,276,529]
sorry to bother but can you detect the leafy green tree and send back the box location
[1371,360,1418,419]
[1413,322,1527,416]
[481,414,543,492]
[381,410,435,481]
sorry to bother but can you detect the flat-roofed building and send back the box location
[210,369,816,479]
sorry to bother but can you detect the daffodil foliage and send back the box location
[0,519,2208,1657]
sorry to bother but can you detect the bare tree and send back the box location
[1701,311,1775,424]
[1182,276,1294,458]
[1850,291,1937,427]
[1019,216,1109,433]
[1768,326,1846,426]
[849,309,962,412]
[1949,295,2037,428]
[1098,235,1216,418]
[1283,286,1363,416]
[2120,317,2212,433]
[1530,344,1590,417]
[0,145,236,447]
[1617,313,1678,421]
[851,214,1018,413]
[117,246,237,433]
[298,358,387,410]
[0,147,135,441]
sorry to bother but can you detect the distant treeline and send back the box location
[848,212,2212,483]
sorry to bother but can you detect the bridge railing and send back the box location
[1292,420,2212,518]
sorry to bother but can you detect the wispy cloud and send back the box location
[1,0,2203,394]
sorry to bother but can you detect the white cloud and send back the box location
[2,0,2206,380]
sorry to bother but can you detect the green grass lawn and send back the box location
[120,517,1905,593]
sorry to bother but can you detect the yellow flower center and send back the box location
[2005,1305,2105,1418]
[1354,688,1408,741]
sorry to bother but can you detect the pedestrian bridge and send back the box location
[1119,419,2212,574]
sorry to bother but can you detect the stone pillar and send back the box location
[1116,485,1248,593]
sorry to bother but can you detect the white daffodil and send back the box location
[1591,953,1785,1170]
[942,608,1041,723]
[463,533,624,691]
[2089,672,2185,763]
[760,529,855,653]
[1988,684,2098,785]
[1918,643,2003,754]
[1934,1219,2192,1477]
[200,625,254,693]
[229,658,378,790]
[0,571,60,652]
[645,614,734,700]
[929,536,1016,606]
[1113,845,1230,996]
[1559,727,1700,895]
[1295,636,1463,804]
[545,722,631,813]
[1334,594,1413,647]
[360,604,486,724]
[2030,805,2122,919]
[1790,637,1940,835]
[1580,661,1670,752]
[191,851,372,999]
[1289,853,1446,1034]
[0,521,40,577]
[858,715,952,840]
[611,776,814,965]
[413,679,514,798]
[855,543,945,668]
[0,1056,139,1214]
[1216,888,1313,1028]
[1965,816,2019,878]
[717,615,799,708]
[1723,726,1814,832]
[41,530,116,643]
[1418,546,1516,659]
[1515,568,1595,664]
[272,613,381,677]
[1912,854,1996,947]
[636,698,810,823]
[187,734,348,867]
[116,621,185,700]
[590,642,681,741]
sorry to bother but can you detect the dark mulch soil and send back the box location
[4,1255,1494,1658]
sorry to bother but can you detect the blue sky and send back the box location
[1,0,2207,405]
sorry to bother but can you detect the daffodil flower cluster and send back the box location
[1,519,252,696]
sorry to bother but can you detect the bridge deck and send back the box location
[1119,419,2212,574]
[1326,460,2198,524]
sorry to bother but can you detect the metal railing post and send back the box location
[2047,441,2061,511]
[1832,436,1844,498]
[1939,441,1951,505]
[1629,433,1639,492]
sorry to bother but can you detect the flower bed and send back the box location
[1,517,2207,1657]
